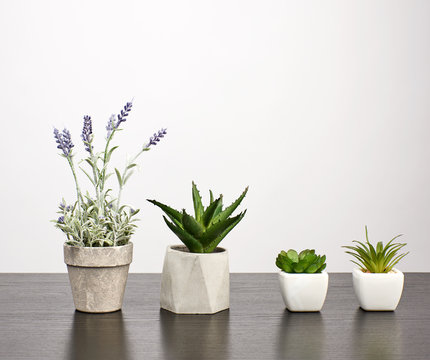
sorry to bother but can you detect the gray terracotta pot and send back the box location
[160,245,230,314]
[64,242,133,313]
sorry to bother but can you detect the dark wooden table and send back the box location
[1,273,429,360]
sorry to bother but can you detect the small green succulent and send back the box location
[342,226,409,273]
[276,249,327,273]
[148,182,248,253]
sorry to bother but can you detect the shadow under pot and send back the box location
[278,271,329,312]
[64,242,133,313]
[352,268,404,311]
[160,245,229,314]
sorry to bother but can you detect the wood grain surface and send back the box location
[1,273,429,360]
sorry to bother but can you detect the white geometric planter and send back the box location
[64,242,133,313]
[278,271,329,312]
[160,245,229,314]
[352,268,404,311]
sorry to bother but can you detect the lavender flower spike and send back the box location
[146,128,167,148]
[81,115,93,153]
[115,101,133,128]
[106,114,116,137]
[54,128,74,156]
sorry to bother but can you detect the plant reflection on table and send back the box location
[277,311,326,360]
[353,308,402,360]
[67,310,130,360]
[160,308,230,360]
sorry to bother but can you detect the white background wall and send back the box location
[1,0,429,273]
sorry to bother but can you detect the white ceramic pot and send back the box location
[278,271,329,312]
[160,245,229,314]
[352,268,404,311]
[64,242,133,313]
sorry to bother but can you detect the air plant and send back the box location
[342,226,409,273]
[148,182,248,253]
[276,249,327,273]
[53,101,166,247]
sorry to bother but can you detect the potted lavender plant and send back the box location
[53,101,166,313]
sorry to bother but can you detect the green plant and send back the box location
[53,101,166,247]
[342,226,409,273]
[148,182,248,253]
[276,249,327,273]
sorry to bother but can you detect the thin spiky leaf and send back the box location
[192,181,204,222]
[212,186,248,224]
[147,199,183,228]
[182,210,204,238]
[162,216,203,253]
[203,210,247,252]
[202,196,223,227]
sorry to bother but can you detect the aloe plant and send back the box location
[342,226,408,273]
[276,249,327,273]
[148,182,248,253]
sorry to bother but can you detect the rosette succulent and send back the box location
[53,101,166,247]
[342,226,408,273]
[148,182,248,253]
[276,249,327,273]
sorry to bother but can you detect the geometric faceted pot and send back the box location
[63,242,133,313]
[160,245,229,314]
[278,271,329,312]
[352,268,404,311]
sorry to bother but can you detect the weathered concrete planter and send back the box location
[278,271,329,312]
[64,242,133,313]
[160,245,229,314]
[352,268,404,311]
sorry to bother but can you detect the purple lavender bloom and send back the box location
[146,128,167,148]
[116,102,133,128]
[105,102,133,137]
[106,114,115,137]
[81,115,93,153]
[54,128,74,156]
[57,216,65,223]
[59,202,66,210]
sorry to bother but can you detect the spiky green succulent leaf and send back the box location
[203,210,247,252]
[202,196,223,227]
[192,181,204,223]
[182,210,204,238]
[147,199,183,229]
[212,186,248,224]
[162,216,203,253]
[200,211,246,249]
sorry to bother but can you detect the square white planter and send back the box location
[160,245,229,314]
[278,271,329,312]
[352,268,404,311]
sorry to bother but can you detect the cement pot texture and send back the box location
[64,242,133,313]
[160,245,230,314]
